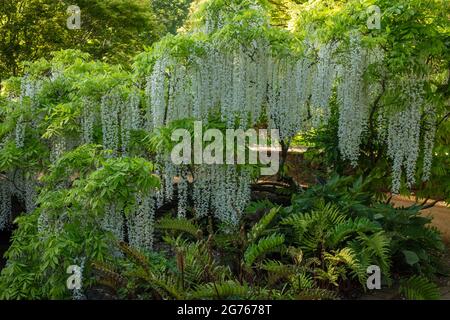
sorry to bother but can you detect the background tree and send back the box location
[150,0,193,35]
[0,0,163,81]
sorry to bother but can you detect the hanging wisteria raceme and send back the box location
[203,9,226,35]
[337,34,370,167]
[24,179,37,213]
[209,165,252,232]
[192,165,211,219]
[121,91,142,156]
[9,169,37,215]
[15,116,26,149]
[151,159,253,231]
[101,92,121,157]
[250,40,271,124]
[167,64,193,124]
[5,169,38,215]
[148,56,171,129]
[0,178,12,231]
[163,159,177,202]
[190,57,205,121]
[267,57,306,142]
[37,210,50,234]
[20,77,42,130]
[146,38,274,130]
[310,42,337,127]
[235,41,270,128]
[15,76,42,148]
[234,167,252,217]
[36,209,66,240]
[177,169,189,218]
[231,47,247,127]
[294,55,313,125]
[376,111,388,144]
[20,76,41,102]
[0,170,37,213]
[50,67,62,83]
[101,203,124,241]
[72,257,86,300]
[422,104,437,182]
[50,136,67,163]
[81,98,95,145]
[156,183,165,209]
[387,74,425,193]
[127,194,156,252]
[218,52,234,123]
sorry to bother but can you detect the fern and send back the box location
[356,232,391,276]
[324,248,359,270]
[91,261,126,290]
[145,272,184,300]
[245,200,276,215]
[157,217,202,239]
[260,259,292,274]
[190,280,252,299]
[328,217,381,247]
[118,241,151,272]
[290,272,314,290]
[282,203,347,251]
[244,233,285,267]
[314,266,341,286]
[400,276,440,300]
[247,207,280,243]
[285,246,304,265]
[260,259,294,284]
[296,288,338,300]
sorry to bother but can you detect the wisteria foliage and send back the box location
[0,0,440,242]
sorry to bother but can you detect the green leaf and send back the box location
[402,250,419,266]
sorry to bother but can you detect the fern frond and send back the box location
[190,280,251,299]
[323,248,359,270]
[400,276,440,300]
[290,272,314,290]
[157,217,202,239]
[260,259,294,275]
[282,203,346,251]
[296,288,339,300]
[144,272,184,300]
[356,232,391,275]
[91,261,126,289]
[281,212,311,237]
[246,200,276,215]
[259,259,295,284]
[314,266,341,287]
[328,217,381,247]
[118,241,150,272]
[247,207,280,243]
[244,233,285,267]
[285,246,303,265]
